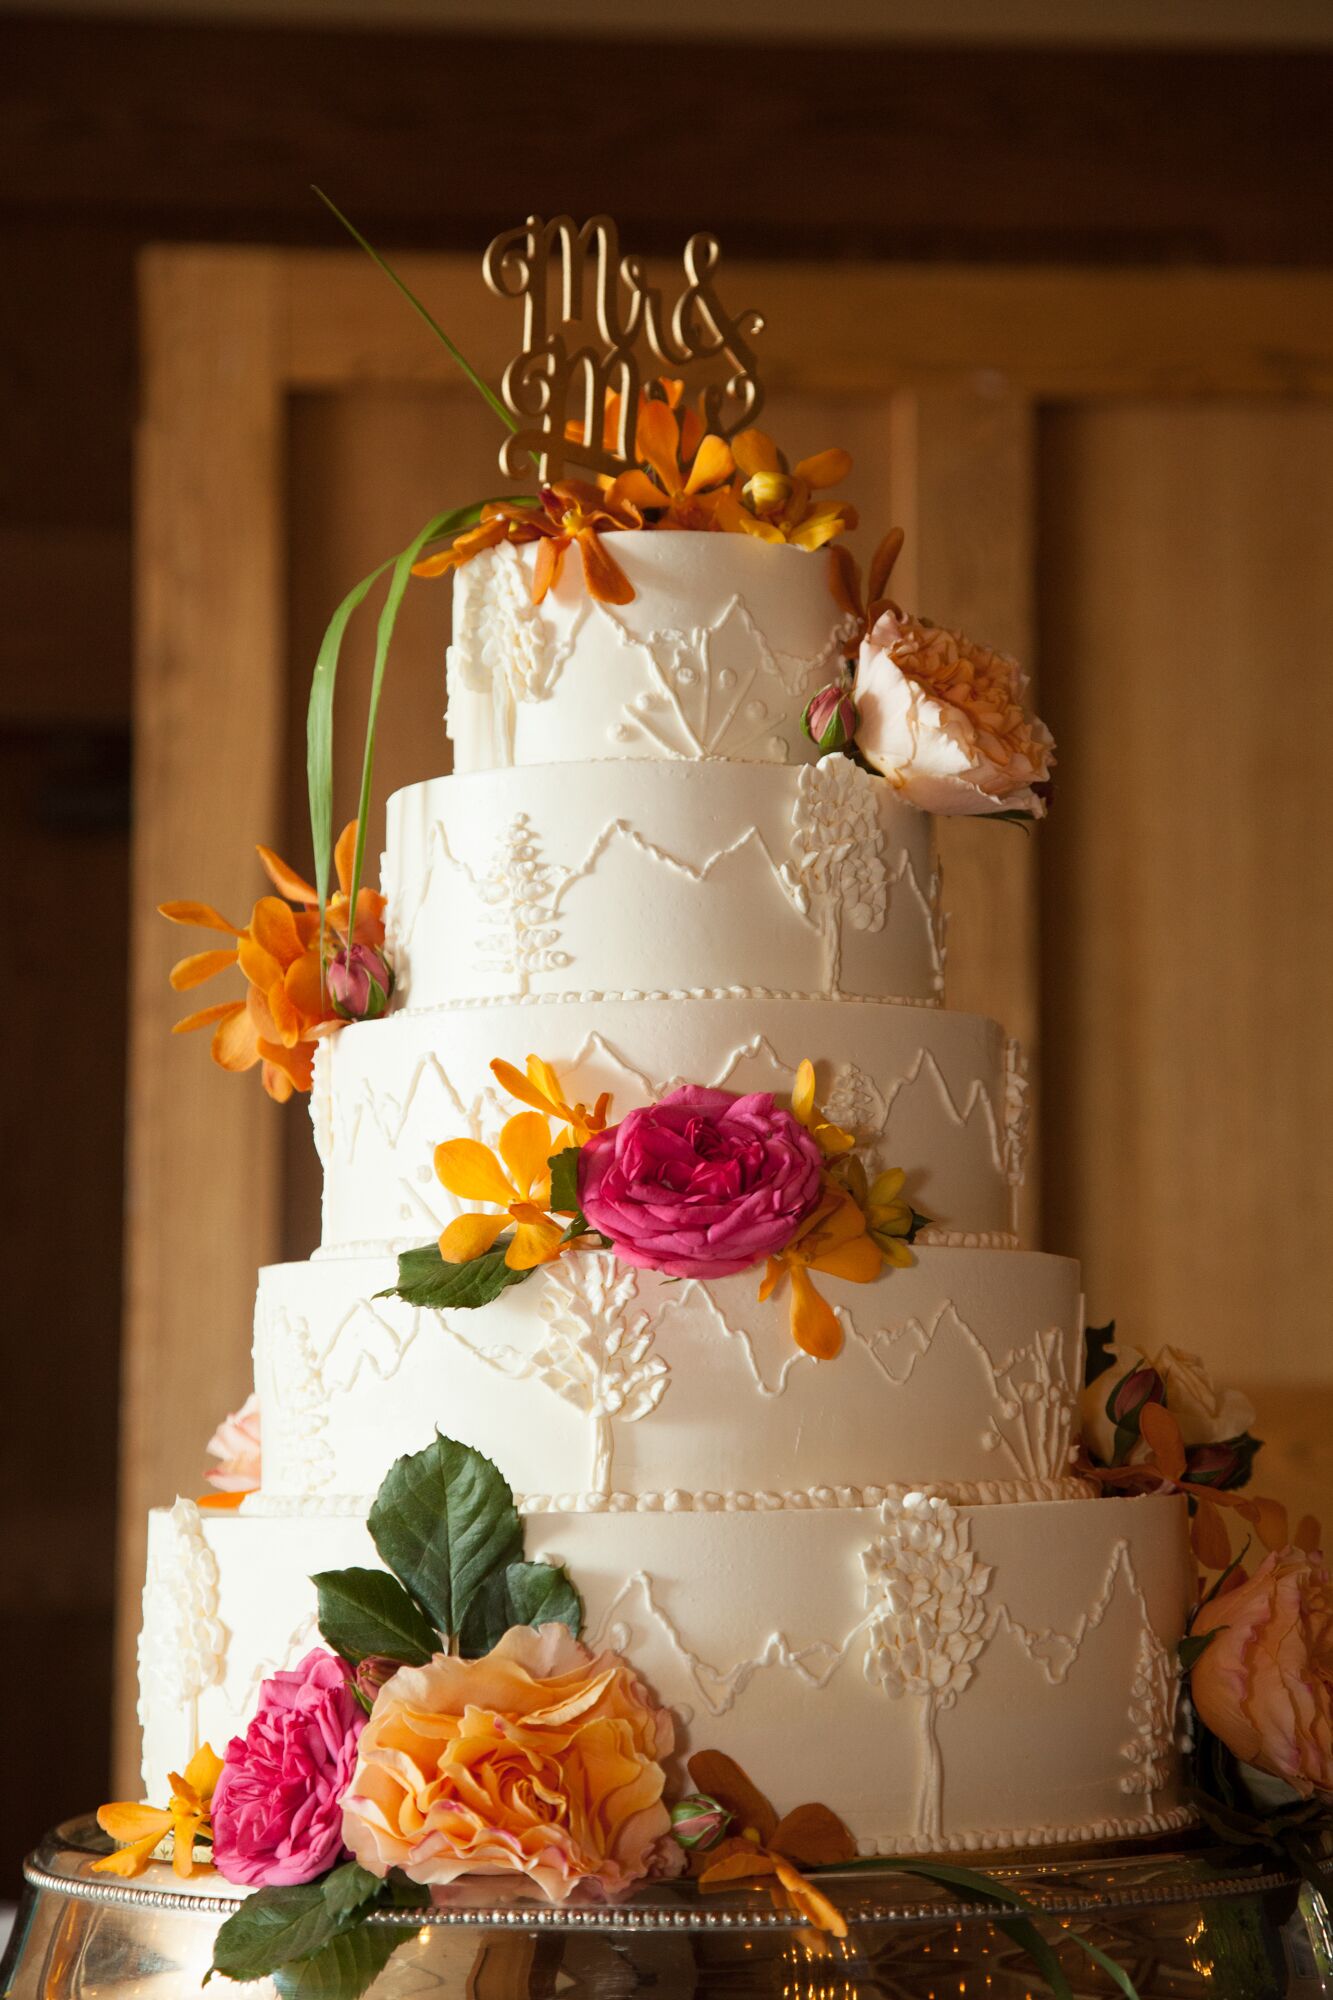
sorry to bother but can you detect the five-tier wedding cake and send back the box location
[138,516,1194,1860]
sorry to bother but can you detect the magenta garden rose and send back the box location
[577,1086,824,1279]
[211,1648,365,1886]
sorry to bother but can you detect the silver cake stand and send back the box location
[5,1817,1333,1999]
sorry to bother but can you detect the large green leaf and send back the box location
[368,1434,523,1643]
[459,1560,584,1657]
[376,1242,533,1312]
[548,1144,583,1216]
[312,1566,439,1666]
[271,1922,403,2000]
[321,1863,384,1925]
[210,1880,360,1982]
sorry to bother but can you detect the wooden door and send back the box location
[121,248,1333,1784]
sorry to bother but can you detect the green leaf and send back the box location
[548,1144,583,1216]
[321,1863,383,1924]
[459,1560,584,1656]
[376,1241,534,1311]
[211,1881,356,1982]
[272,1921,403,2000]
[386,1871,431,1909]
[1178,1627,1222,1672]
[312,1567,439,1667]
[313,188,518,439]
[368,1433,523,1643]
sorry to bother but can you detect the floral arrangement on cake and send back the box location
[379,1054,929,1361]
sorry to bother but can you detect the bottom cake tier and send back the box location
[138,1489,1193,1856]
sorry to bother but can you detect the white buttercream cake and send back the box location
[138,531,1193,1857]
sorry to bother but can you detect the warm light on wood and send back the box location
[482,215,765,482]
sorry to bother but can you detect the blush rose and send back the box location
[211,1648,365,1885]
[341,1625,679,1903]
[1190,1547,1333,1798]
[576,1085,824,1279]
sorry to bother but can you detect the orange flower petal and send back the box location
[158,900,240,935]
[685,434,735,495]
[262,1060,295,1103]
[731,429,780,480]
[284,947,326,1025]
[811,1232,883,1285]
[168,948,238,991]
[827,544,863,621]
[212,1006,261,1073]
[790,1266,843,1360]
[789,504,857,553]
[333,822,358,899]
[266,978,303,1047]
[687,1751,779,1843]
[506,1210,566,1270]
[1140,1402,1186,1480]
[236,936,283,991]
[577,529,634,606]
[498,1111,555,1202]
[491,1057,559,1119]
[635,399,683,495]
[772,1855,848,1938]
[772,1802,857,1867]
[172,1000,243,1036]
[438,1211,509,1263]
[699,1848,779,1889]
[793,447,852,491]
[257,1039,315,1094]
[256,847,316,906]
[531,533,564,605]
[250,895,304,968]
[605,469,670,514]
[434,1138,516,1208]
[90,1830,164,1878]
[867,527,905,606]
[98,1802,172,1847]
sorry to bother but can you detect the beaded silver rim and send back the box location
[22,1839,1310,1933]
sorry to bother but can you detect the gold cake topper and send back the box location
[483,216,765,483]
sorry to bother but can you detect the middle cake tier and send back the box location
[252,1243,1086,1506]
[314,996,1026,1250]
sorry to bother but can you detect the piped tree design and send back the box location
[532,1253,671,1493]
[863,1494,992,1846]
[791,759,887,992]
[477,813,570,994]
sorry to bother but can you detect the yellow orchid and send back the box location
[864,1167,923,1266]
[758,1188,883,1360]
[790,1058,856,1159]
[92,1743,223,1880]
[716,429,857,551]
[490,1054,611,1154]
[434,1112,566,1271]
[605,396,734,531]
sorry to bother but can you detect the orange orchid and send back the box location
[716,429,858,551]
[687,1750,855,1936]
[759,1187,884,1359]
[828,526,906,633]
[412,484,639,607]
[566,375,708,471]
[434,1112,567,1271]
[790,1058,857,1159]
[490,1054,611,1152]
[605,396,734,530]
[160,823,385,1102]
[92,1743,223,1880]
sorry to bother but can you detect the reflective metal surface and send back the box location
[4,1816,1332,1998]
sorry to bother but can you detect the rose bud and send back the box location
[1107,1364,1166,1427]
[669,1794,731,1853]
[802,683,858,757]
[1185,1434,1262,1491]
[328,943,394,1023]
[353,1655,402,1708]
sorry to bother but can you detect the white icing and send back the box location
[137,1501,227,1778]
[446,536,857,773]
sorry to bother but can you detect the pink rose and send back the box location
[1189,1547,1333,1798]
[205,1391,261,1493]
[212,1649,365,1885]
[577,1086,823,1279]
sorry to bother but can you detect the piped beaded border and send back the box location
[238,1475,1094,1520]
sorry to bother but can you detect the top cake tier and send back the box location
[446,534,858,772]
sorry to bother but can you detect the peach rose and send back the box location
[1190,1547,1333,1797]
[853,607,1054,816]
[340,1625,679,1902]
[205,1391,261,1493]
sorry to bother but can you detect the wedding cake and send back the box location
[137,520,1195,1860]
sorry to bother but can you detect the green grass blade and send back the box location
[307,557,396,922]
[312,188,516,437]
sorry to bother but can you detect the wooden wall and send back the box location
[2,10,1331,1887]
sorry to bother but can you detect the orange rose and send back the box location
[1190,1547,1333,1797]
[340,1625,678,1902]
